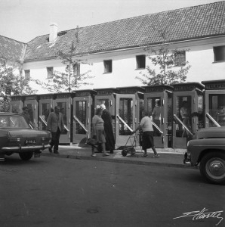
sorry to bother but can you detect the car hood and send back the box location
[7,129,49,137]
[196,127,225,139]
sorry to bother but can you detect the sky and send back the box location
[0,0,224,43]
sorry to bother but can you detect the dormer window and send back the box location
[136,55,146,69]
[104,60,112,73]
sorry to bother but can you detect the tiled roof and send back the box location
[13,1,225,62]
[0,36,26,63]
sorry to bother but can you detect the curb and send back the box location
[41,153,196,169]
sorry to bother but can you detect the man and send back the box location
[100,104,115,153]
[132,110,159,158]
[47,106,64,154]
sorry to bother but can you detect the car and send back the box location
[0,112,51,161]
[184,126,225,184]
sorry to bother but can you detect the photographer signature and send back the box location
[174,208,223,226]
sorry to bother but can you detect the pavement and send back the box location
[41,144,194,169]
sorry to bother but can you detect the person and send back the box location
[92,107,110,157]
[90,105,100,157]
[47,106,64,154]
[100,103,115,154]
[132,110,159,158]
[21,106,35,128]
[152,99,161,136]
[180,101,191,137]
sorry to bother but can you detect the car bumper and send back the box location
[1,144,50,152]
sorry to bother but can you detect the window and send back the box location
[104,60,112,73]
[47,67,53,79]
[73,63,80,76]
[174,51,186,66]
[136,55,146,69]
[214,46,225,62]
[24,70,30,80]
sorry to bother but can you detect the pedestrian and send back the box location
[21,106,35,128]
[47,106,64,154]
[92,107,110,157]
[132,110,159,158]
[90,105,100,157]
[100,103,115,153]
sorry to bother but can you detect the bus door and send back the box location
[144,86,173,148]
[172,83,204,148]
[10,96,23,113]
[24,96,38,129]
[72,90,95,144]
[54,93,71,144]
[39,94,54,131]
[202,80,225,128]
[115,94,136,148]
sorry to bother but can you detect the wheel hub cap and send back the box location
[208,160,225,177]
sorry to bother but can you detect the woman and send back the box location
[133,110,159,158]
[92,107,110,157]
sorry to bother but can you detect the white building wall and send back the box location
[23,36,225,93]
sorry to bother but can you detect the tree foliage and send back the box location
[136,27,191,86]
[0,57,36,112]
[136,45,191,86]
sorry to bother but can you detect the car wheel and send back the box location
[200,152,225,184]
[19,152,33,161]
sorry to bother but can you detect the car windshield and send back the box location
[0,115,30,129]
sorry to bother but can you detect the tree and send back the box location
[136,27,191,86]
[0,57,36,111]
[35,26,93,93]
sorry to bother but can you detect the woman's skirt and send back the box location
[96,129,106,143]
[142,131,154,150]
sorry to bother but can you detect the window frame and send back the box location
[174,51,186,66]
[136,55,146,69]
[103,60,112,73]
[24,69,30,80]
[213,45,225,63]
[47,67,54,79]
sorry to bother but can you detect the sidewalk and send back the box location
[41,144,193,169]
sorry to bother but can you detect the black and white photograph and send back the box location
[0,0,225,226]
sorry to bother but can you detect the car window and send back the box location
[0,117,9,127]
[0,115,30,128]
[10,116,30,128]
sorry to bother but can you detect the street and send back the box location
[0,155,224,227]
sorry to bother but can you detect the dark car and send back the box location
[184,127,225,184]
[0,112,51,161]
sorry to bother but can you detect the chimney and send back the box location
[49,23,58,43]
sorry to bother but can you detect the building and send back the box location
[1,1,225,93]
